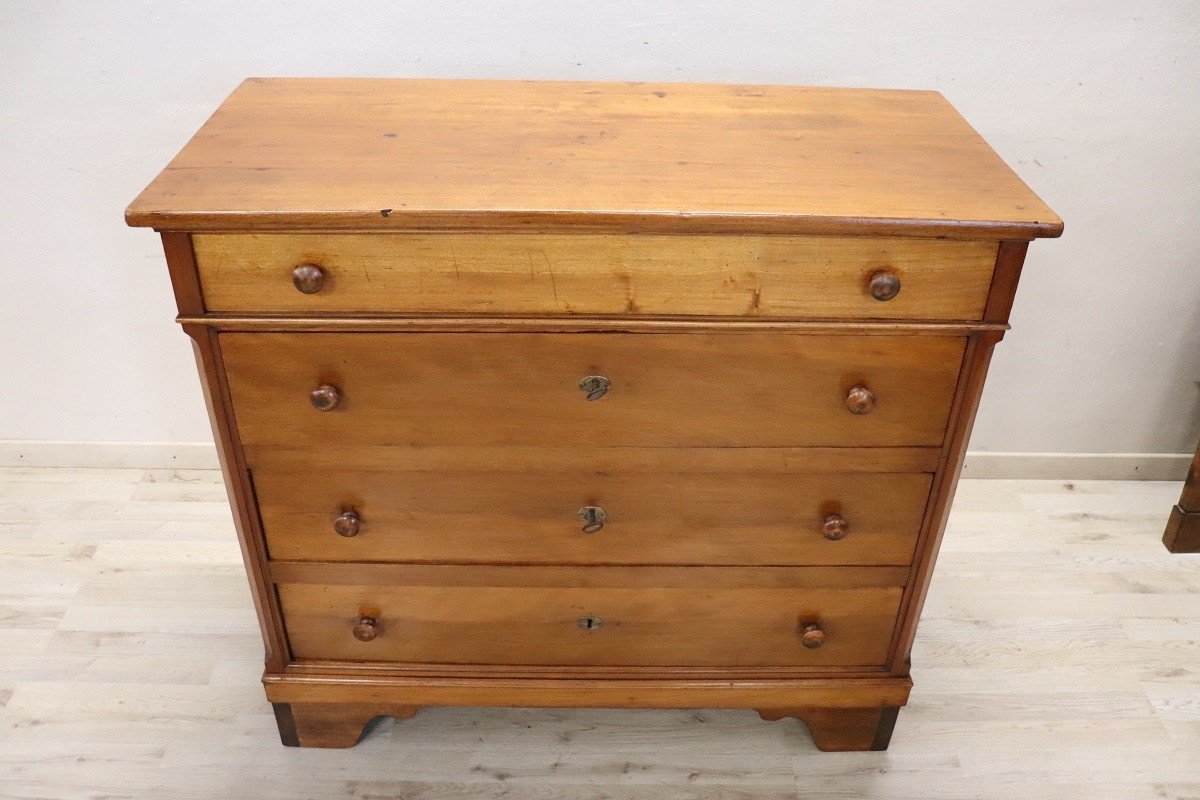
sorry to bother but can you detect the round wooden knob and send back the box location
[352,616,379,642]
[310,384,340,411]
[869,271,901,301]
[845,385,876,415]
[801,622,826,649]
[334,509,362,537]
[822,513,849,541]
[292,264,326,294]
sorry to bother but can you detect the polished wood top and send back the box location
[126,78,1061,238]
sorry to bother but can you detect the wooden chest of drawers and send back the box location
[127,78,1061,751]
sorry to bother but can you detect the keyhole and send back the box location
[579,375,611,401]
[577,506,607,533]
[577,615,604,630]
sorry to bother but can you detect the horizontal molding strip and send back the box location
[262,671,914,709]
[142,209,1055,239]
[267,561,910,589]
[177,315,1008,335]
[283,660,889,680]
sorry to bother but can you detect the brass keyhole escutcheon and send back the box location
[579,375,611,401]
[577,506,607,533]
[577,615,604,630]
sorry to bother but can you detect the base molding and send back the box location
[263,671,912,709]
[960,451,1192,481]
[0,440,220,469]
[263,670,912,751]
[1,440,1191,480]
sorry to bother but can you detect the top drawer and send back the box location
[193,233,998,320]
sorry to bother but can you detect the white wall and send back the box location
[3,1,1199,459]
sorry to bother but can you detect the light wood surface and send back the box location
[125,79,1063,238]
[193,232,999,319]
[278,581,902,667]
[187,315,1006,335]
[244,444,943,475]
[266,669,910,703]
[266,562,909,590]
[2,468,1196,796]
[222,332,965,448]
[255,467,931,566]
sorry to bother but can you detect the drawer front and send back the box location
[257,468,932,566]
[194,233,998,319]
[222,333,965,448]
[279,581,903,667]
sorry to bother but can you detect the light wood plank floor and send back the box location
[0,467,1198,799]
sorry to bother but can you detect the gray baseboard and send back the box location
[0,441,1192,480]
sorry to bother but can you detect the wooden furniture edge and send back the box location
[262,670,911,748]
[1164,506,1200,553]
[245,444,943,474]
[177,314,1008,334]
[279,660,890,680]
[887,239,1029,669]
[983,241,1031,323]
[262,671,912,708]
[161,233,290,671]
[185,325,291,671]
[1163,438,1200,553]
[266,562,911,588]
[131,213,1063,239]
[758,706,901,751]
[158,227,1038,747]
[160,232,205,315]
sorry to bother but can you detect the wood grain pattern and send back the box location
[273,702,418,748]
[222,332,966,449]
[125,79,1062,239]
[243,444,943,474]
[187,315,1006,335]
[160,233,204,315]
[277,581,903,667]
[185,330,290,673]
[125,81,1064,754]
[254,467,932,566]
[193,232,999,319]
[267,563,910,590]
[264,670,912,711]
[982,240,1031,323]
